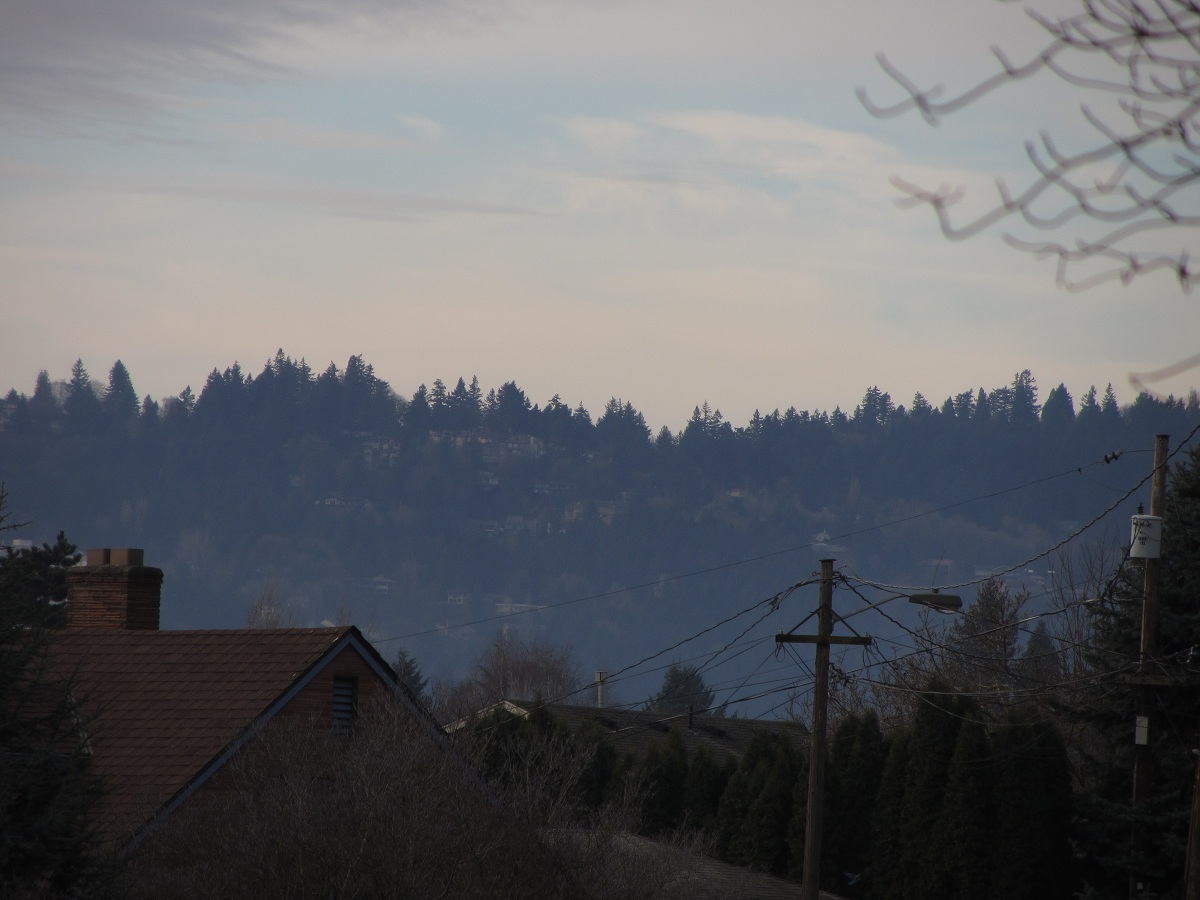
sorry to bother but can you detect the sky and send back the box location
[2,0,1198,433]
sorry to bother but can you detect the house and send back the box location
[52,547,440,849]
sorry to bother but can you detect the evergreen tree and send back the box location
[637,726,689,834]
[63,358,99,430]
[718,731,791,868]
[486,381,534,434]
[826,711,887,894]
[1014,622,1067,695]
[103,359,139,423]
[341,355,394,433]
[813,714,860,889]
[930,716,994,900]
[0,531,80,627]
[989,708,1073,900]
[909,391,933,420]
[743,739,799,876]
[574,719,618,812]
[853,386,894,429]
[140,394,160,423]
[869,730,913,900]
[194,364,251,427]
[905,678,968,899]
[447,377,482,430]
[1040,382,1075,432]
[682,743,728,832]
[952,389,975,420]
[651,663,714,715]
[28,370,59,433]
[595,398,651,462]
[1078,384,1101,425]
[0,493,106,895]
[971,387,990,427]
[1100,383,1121,423]
[943,578,1029,717]
[428,378,448,414]
[1009,368,1040,426]
[392,648,428,703]
[404,384,433,432]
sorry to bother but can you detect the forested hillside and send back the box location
[2,352,1196,684]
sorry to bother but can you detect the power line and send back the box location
[374,446,1148,645]
[845,423,1200,594]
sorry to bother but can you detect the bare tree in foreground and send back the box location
[860,0,1200,292]
[431,628,585,723]
[124,699,723,900]
[244,579,296,628]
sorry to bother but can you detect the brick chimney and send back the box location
[66,548,163,630]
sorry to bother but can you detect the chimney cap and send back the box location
[85,548,145,567]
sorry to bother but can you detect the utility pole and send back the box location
[1187,749,1200,900]
[777,560,870,900]
[1131,434,1170,899]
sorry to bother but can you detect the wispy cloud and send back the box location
[224,117,417,154]
[397,115,443,142]
[0,0,456,118]
[562,117,643,158]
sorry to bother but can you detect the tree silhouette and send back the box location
[650,663,714,715]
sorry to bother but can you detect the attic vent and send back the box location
[332,676,358,735]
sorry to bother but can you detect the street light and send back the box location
[906,589,963,614]
[835,586,964,624]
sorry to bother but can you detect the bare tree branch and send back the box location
[861,0,1200,290]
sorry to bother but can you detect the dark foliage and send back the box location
[0,489,107,898]
[1072,441,1200,898]
[650,664,715,716]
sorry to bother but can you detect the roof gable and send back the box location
[51,626,399,845]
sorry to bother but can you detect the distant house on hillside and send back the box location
[50,548,440,849]
[450,698,808,763]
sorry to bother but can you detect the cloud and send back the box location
[552,111,990,234]
[397,115,443,142]
[561,117,643,158]
[224,117,417,153]
[157,178,533,221]
[0,0,452,119]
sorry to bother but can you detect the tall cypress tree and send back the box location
[932,715,994,900]
[743,740,799,876]
[870,730,913,900]
[718,731,788,866]
[637,726,689,834]
[682,743,728,832]
[829,711,887,896]
[906,678,968,899]
[989,708,1073,900]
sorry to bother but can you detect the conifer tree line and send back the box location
[2,350,1198,690]
[4,352,1197,450]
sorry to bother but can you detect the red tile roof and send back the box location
[50,626,382,845]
